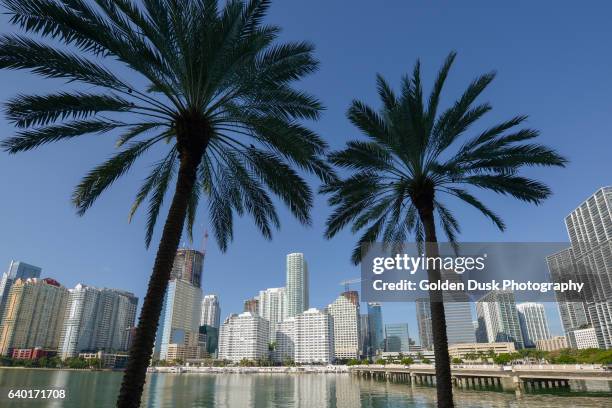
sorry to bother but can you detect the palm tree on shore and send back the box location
[322,52,566,407]
[0,1,333,406]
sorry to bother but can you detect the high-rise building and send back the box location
[200,294,221,328]
[416,298,433,350]
[326,292,360,360]
[384,323,410,352]
[198,325,219,357]
[0,261,42,320]
[444,302,476,345]
[286,253,309,317]
[58,284,138,358]
[564,186,612,349]
[517,302,551,348]
[171,248,204,288]
[366,303,384,353]
[294,308,334,364]
[154,279,202,360]
[244,297,259,315]
[568,326,599,349]
[0,278,68,355]
[547,248,591,346]
[258,287,287,340]
[359,314,370,358]
[218,312,270,363]
[476,291,524,349]
[273,317,295,363]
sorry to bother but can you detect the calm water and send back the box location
[0,369,611,407]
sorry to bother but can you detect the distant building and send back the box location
[476,291,524,349]
[153,279,202,361]
[258,287,287,340]
[286,253,309,317]
[0,261,41,319]
[563,187,612,349]
[444,302,477,345]
[198,325,219,357]
[171,248,204,288]
[273,317,295,363]
[0,278,68,355]
[244,297,259,315]
[517,302,551,348]
[568,327,599,349]
[59,284,138,358]
[448,342,516,360]
[359,314,370,358]
[294,308,333,364]
[366,303,384,353]
[326,292,360,360]
[11,347,56,360]
[536,336,568,352]
[217,312,270,363]
[200,294,221,328]
[415,298,433,350]
[384,323,410,353]
[79,351,129,369]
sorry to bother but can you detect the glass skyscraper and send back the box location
[384,323,410,352]
[366,303,384,353]
[476,290,524,348]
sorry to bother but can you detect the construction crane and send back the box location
[339,278,361,292]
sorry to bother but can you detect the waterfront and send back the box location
[0,369,611,407]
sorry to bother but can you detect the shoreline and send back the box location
[148,365,349,374]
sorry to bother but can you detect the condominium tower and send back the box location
[294,308,334,364]
[286,253,309,317]
[200,294,221,328]
[516,302,551,348]
[416,298,433,350]
[171,248,204,288]
[59,284,138,358]
[218,312,270,363]
[476,291,524,348]
[0,278,68,355]
[326,292,360,360]
[258,287,287,339]
[0,261,41,320]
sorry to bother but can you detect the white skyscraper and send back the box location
[154,279,202,360]
[274,317,295,363]
[217,312,270,363]
[294,308,334,364]
[258,287,287,339]
[326,292,360,360]
[517,302,551,347]
[476,291,524,348]
[286,253,309,317]
[200,294,221,328]
[59,284,138,358]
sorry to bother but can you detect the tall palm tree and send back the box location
[0,1,333,406]
[322,52,566,408]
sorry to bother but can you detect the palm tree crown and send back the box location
[1,0,333,247]
[323,52,566,263]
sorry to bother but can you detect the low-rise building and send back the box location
[79,351,129,368]
[536,336,568,352]
[447,342,516,360]
[11,347,56,360]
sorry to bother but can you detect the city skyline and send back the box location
[2,1,612,341]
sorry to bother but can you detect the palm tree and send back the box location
[322,52,566,407]
[0,1,333,406]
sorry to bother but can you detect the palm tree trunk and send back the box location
[116,128,207,408]
[418,205,455,408]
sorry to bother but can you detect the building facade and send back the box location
[568,327,599,349]
[384,323,410,353]
[243,297,259,315]
[273,317,295,363]
[200,294,221,328]
[517,302,551,348]
[286,253,309,317]
[171,249,204,288]
[326,292,360,360]
[366,303,384,354]
[447,342,516,360]
[536,336,568,352]
[294,308,333,364]
[258,287,287,340]
[154,279,202,361]
[58,284,138,358]
[415,298,433,350]
[0,278,68,355]
[476,291,524,349]
[217,312,270,363]
[444,302,477,345]
[564,187,612,348]
[0,261,41,320]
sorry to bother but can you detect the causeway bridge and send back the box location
[350,364,612,393]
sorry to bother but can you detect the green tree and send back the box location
[400,357,414,365]
[451,358,462,364]
[422,358,431,364]
[321,52,566,407]
[0,1,332,406]
[375,358,386,365]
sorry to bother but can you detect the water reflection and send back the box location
[0,369,610,407]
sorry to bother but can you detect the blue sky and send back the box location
[1,1,611,339]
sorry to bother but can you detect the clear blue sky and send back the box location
[1,1,611,339]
